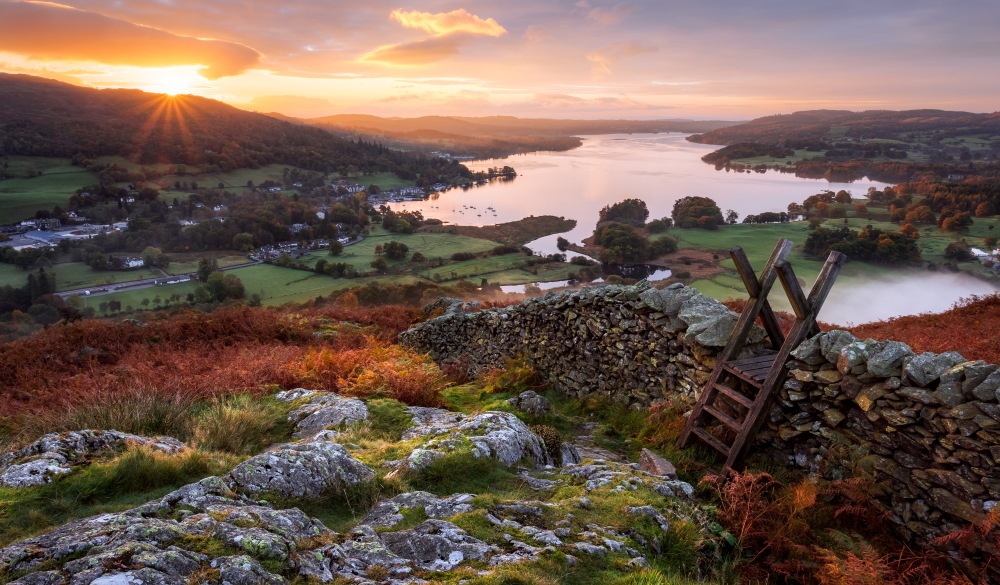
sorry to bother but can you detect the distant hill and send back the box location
[286,114,735,158]
[689,109,1000,146]
[0,74,461,177]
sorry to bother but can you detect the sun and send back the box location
[134,67,201,96]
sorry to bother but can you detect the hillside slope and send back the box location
[0,74,462,176]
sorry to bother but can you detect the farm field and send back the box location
[0,156,96,224]
[53,262,162,292]
[0,263,26,288]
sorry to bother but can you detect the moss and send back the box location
[365,398,413,441]
[409,451,519,496]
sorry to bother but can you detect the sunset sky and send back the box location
[1,0,998,120]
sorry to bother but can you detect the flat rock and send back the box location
[637,449,677,479]
[381,519,496,571]
[285,392,369,440]
[225,440,374,499]
[364,491,475,528]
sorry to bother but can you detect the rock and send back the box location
[381,519,495,571]
[458,411,549,467]
[364,491,475,528]
[791,334,826,365]
[837,340,878,374]
[903,352,965,388]
[225,440,374,499]
[819,330,858,364]
[867,341,914,378]
[627,506,670,533]
[210,555,284,585]
[286,392,369,440]
[509,390,552,418]
[897,386,939,405]
[814,369,844,384]
[854,384,888,412]
[573,542,607,556]
[637,449,677,479]
[0,430,186,488]
[970,370,1000,401]
[402,407,466,440]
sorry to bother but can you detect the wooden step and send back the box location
[714,382,754,409]
[692,427,730,455]
[723,354,778,387]
[704,404,743,431]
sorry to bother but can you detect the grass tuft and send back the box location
[188,394,292,455]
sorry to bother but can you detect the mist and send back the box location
[809,270,999,326]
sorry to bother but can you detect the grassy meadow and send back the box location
[0,156,96,224]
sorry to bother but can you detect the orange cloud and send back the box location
[360,37,463,66]
[0,1,260,79]
[587,3,634,26]
[389,8,507,37]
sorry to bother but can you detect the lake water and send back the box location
[391,133,999,323]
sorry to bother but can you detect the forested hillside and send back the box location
[0,74,468,179]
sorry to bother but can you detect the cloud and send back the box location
[0,1,260,79]
[389,8,507,37]
[361,8,507,66]
[586,3,633,26]
[586,42,657,79]
[249,95,333,117]
[360,36,463,66]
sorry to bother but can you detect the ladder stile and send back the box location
[677,243,844,476]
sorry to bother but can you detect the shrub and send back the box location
[672,196,723,228]
[530,424,563,462]
[599,198,649,227]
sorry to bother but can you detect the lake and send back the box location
[391,133,998,324]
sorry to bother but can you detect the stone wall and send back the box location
[763,329,1000,543]
[400,282,763,405]
[399,282,1000,551]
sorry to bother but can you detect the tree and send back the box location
[197,257,218,281]
[411,252,426,262]
[725,209,739,225]
[975,202,995,218]
[329,240,344,256]
[556,237,569,251]
[944,240,974,261]
[672,196,723,228]
[383,241,409,261]
[233,232,254,252]
[142,246,169,269]
[370,258,388,274]
[598,198,649,226]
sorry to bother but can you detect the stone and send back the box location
[867,341,915,378]
[897,386,939,405]
[903,352,965,388]
[0,430,186,489]
[791,334,826,365]
[225,440,374,499]
[211,555,284,585]
[822,409,846,427]
[637,448,677,479]
[381,519,495,571]
[790,369,814,382]
[819,330,858,364]
[854,384,889,412]
[509,390,552,418]
[286,392,369,439]
[814,369,844,384]
[837,340,878,374]
[970,370,1000,401]
[458,411,550,467]
[363,491,475,528]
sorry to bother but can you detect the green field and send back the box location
[0,263,27,288]
[79,281,200,313]
[167,252,251,275]
[53,262,162,292]
[0,156,97,224]
[300,226,500,272]
[729,148,821,167]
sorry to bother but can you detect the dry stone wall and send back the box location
[763,329,1000,544]
[400,282,763,405]
[400,282,1000,551]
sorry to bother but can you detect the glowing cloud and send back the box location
[389,8,507,37]
[0,1,261,79]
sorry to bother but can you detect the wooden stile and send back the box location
[676,239,845,476]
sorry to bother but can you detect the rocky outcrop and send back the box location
[399,282,762,406]
[0,430,186,488]
[0,433,704,584]
[398,406,579,470]
[277,389,369,440]
[225,440,375,499]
